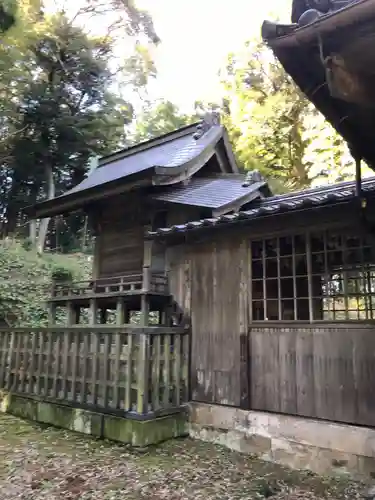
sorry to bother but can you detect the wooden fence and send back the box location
[0,326,189,417]
[250,323,375,427]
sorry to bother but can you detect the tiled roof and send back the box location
[151,175,266,213]
[27,118,231,218]
[66,134,192,195]
[66,125,222,196]
[148,177,375,238]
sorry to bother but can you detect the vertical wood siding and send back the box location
[250,324,375,427]
[96,195,145,277]
[167,224,375,427]
[168,236,250,407]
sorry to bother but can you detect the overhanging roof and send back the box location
[262,0,375,170]
[148,176,375,239]
[150,174,268,217]
[27,116,237,219]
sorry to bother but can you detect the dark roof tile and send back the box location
[148,177,375,238]
[66,127,220,196]
[151,175,266,211]
[28,119,229,218]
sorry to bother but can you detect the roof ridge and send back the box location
[99,122,200,167]
[99,113,224,168]
[262,176,375,204]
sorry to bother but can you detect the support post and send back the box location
[306,232,314,323]
[142,266,151,292]
[143,237,153,292]
[89,298,97,325]
[74,306,81,325]
[89,298,98,405]
[66,301,74,326]
[47,303,56,326]
[136,294,150,414]
[100,308,107,324]
[116,298,125,325]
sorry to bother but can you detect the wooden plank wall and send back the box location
[166,220,375,427]
[168,236,250,407]
[167,244,191,316]
[96,195,145,277]
[250,324,375,427]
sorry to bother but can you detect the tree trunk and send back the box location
[37,165,55,254]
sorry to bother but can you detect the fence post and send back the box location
[136,294,150,414]
[5,331,15,390]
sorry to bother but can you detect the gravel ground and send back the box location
[0,414,367,499]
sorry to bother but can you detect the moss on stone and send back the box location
[1,392,188,448]
[37,401,73,428]
[70,409,92,435]
[0,391,9,413]
[103,415,133,443]
[9,395,37,421]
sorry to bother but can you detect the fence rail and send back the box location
[0,326,189,416]
[51,271,169,301]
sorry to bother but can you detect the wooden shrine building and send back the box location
[1,105,375,462]
[27,114,271,328]
[2,2,375,472]
[18,107,375,431]
[149,176,375,427]
[0,114,274,434]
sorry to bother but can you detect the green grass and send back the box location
[0,240,92,326]
[0,414,365,499]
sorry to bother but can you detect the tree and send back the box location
[219,40,354,191]
[5,15,130,251]
[0,0,17,33]
[0,0,160,250]
[130,100,198,143]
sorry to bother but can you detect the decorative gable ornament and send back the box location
[193,112,221,141]
[242,170,264,187]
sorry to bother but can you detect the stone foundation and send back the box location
[0,391,188,447]
[189,402,375,479]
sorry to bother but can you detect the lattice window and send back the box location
[251,230,375,321]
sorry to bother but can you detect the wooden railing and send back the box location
[0,326,189,417]
[51,271,169,300]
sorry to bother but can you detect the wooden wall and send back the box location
[250,324,375,427]
[95,194,145,278]
[93,195,205,279]
[167,234,251,407]
[167,221,375,427]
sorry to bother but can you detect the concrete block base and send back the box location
[189,402,375,480]
[0,391,188,447]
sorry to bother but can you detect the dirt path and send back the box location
[0,414,366,499]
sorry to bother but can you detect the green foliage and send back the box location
[5,15,129,232]
[122,43,157,92]
[0,239,91,326]
[51,266,73,283]
[130,100,198,143]
[0,0,160,247]
[219,40,355,190]
[0,0,17,33]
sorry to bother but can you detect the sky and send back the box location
[136,0,290,111]
[44,0,290,112]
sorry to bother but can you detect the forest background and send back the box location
[0,0,365,253]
